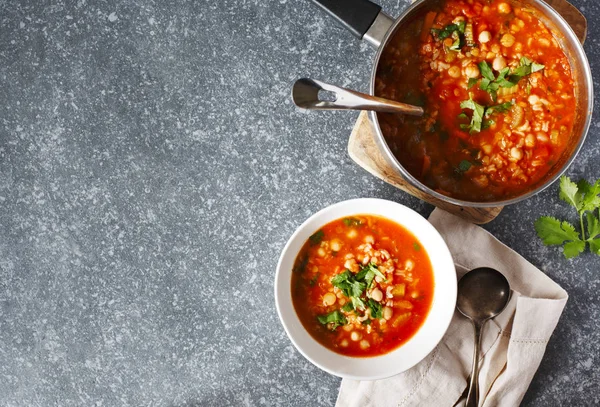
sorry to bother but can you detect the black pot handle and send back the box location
[310,0,382,39]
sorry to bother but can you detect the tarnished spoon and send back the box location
[292,78,424,116]
[457,267,511,407]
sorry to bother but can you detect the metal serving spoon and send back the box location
[457,267,511,407]
[292,78,424,116]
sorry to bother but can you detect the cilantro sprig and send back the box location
[433,21,466,51]
[318,263,387,329]
[317,310,346,330]
[535,176,600,258]
[474,58,544,101]
[459,97,512,134]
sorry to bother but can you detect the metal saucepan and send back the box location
[309,0,593,207]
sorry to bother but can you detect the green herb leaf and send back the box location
[578,179,600,212]
[437,22,465,40]
[342,302,354,312]
[479,61,495,81]
[331,271,366,299]
[534,216,580,246]
[467,78,478,89]
[413,242,421,251]
[459,97,486,133]
[531,62,545,73]
[589,239,600,255]
[586,212,600,240]
[362,319,372,325]
[309,230,324,245]
[367,298,383,319]
[343,217,362,227]
[317,310,347,330]
[457,160,472,173]
[535,176,600,258]
[486,102,513,116]
[558,176,582,211]
[309,273,319,286]
[351,296,366,311]
[563,240,586,259]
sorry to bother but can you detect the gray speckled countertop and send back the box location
[0,0,599,405]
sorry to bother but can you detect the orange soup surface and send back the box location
[376,0,576,201]
[291,215,434,357]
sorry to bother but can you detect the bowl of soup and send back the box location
[274,199,456,380]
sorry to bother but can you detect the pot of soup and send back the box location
[311,0,593,206]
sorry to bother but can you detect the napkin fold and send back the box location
[336,208,568,407]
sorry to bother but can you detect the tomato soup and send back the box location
[291,215,434,357]
[375,0,576,201]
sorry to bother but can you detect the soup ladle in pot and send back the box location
[457,267,511,407]
[292,78,424,116]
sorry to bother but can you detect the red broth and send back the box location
[375,0,576,201]
[291,215,434,357]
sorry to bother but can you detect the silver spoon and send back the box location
[457,267,511,407]
[291,78,424,116]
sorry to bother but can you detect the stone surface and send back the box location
[0,0,598,405]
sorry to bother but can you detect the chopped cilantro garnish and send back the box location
[459,99,513,134]
[413,242,421,251]
[309,230,324,245]
[317,310,347,330]
[342,302,354,312]
[343,217,362,227]
[457,160,472,173]
[331,270,366,299]
[367,299,383,319]
[437,22,465,39]
[459,97,486,133]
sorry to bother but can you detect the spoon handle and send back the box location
[291,78,424,116]
[465,321,483,407]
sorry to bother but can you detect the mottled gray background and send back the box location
[0,0,598,405]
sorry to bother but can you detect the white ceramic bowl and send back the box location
[274,198,456,380]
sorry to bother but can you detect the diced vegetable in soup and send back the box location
[291,215,434,357]
[375,0,576,201]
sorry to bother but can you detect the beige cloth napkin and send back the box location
[336,208,568,407]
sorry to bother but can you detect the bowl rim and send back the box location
[274,198,457,380]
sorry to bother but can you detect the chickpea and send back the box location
[371,288,384,302]
[510,147,523,161]
[525,134,536,148]
[448,66,461,78]
[478,31,491,44]
[465,64,480,78]
[359,340,370,350]
[492,56,507,71]
[501,33,516,47]
[383,307,394,321]
[323,292,337,306]
[365,235,374,244]
[350,331,362,342]
[498,2,512,14]
[330,239,342,252]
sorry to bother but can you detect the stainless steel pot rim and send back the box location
[368,0,594,208]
